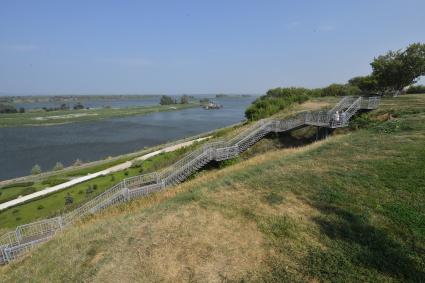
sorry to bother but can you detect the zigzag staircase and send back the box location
[0,96,380,264]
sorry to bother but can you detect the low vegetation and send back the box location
[0,103,196,127]
[1,94,424,282]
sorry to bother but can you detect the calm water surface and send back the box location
[0,96,255,180]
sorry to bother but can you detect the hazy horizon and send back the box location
[1,0,424,95]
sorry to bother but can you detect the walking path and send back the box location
[0,136,211,211]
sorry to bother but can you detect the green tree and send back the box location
[53,162,64,171]
[180,95,189,104]
[31,164,42,175]
[0,103,17,113]
[159,95,175,105]
[348,75,379,93]
[371,42,425,96]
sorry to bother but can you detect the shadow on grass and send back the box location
[311,204,425,282]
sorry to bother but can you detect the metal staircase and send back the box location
[0,96,380,264]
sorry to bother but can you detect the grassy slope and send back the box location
[1,95,425,282]
[0,103,196,127]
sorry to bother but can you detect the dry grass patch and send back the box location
[93,204,266,282]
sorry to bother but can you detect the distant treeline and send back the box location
[0,103,25,114]
[3,94,161,104]
[159,95,192,105]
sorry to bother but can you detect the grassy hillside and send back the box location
[1,95,424,282]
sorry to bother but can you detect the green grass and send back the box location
[0,103,197,127]
[1,95,424,282]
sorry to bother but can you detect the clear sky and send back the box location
[0,0,424,95]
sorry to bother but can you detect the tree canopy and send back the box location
[371,43,425,95]
[159,95,176,105]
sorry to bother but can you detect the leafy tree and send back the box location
[180,95,190,104]
[159,95,176,105]
[371,43,425,95]
[0,103,17,113]
[64,193,74,205]
[348,75,379,93]
[31,164,42,175]
[53,162,64,171]
[73,102,85,110]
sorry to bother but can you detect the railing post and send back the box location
[57,216,64,231]
[15,228,22,245]
[122,187,130,201]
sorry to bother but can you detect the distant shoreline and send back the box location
[0,103,198,128]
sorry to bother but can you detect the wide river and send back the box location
[0,96,256,180]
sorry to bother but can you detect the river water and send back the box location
[0,96,256,180]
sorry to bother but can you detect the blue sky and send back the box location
[0,0,424,95]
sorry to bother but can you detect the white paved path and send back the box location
[0,136,210,211]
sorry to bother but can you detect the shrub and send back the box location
[53,162,64,171]
[31,164,42,175]
[407,84,425,94]
[245,87,310,120]
[373,120,404,134]
[159,95,176,105]
[64,193,74,205]
[86,186,94,195]
[37,205,44,210]
[321,84,361,97]
[349,114,376,130]
[218,157,240,168]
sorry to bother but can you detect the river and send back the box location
[0,96,256,180]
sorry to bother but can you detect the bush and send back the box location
[86,186,94,195]
[53,162,64,171]
[31,164,42,175]
[373,120,404,134]
[245,87,310,120]
[407,85,425,94]
[349,114,376,130]
[159,95,176,105]
[64,193,74,205]
[321,84,361,97]
[37,205,44,210]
